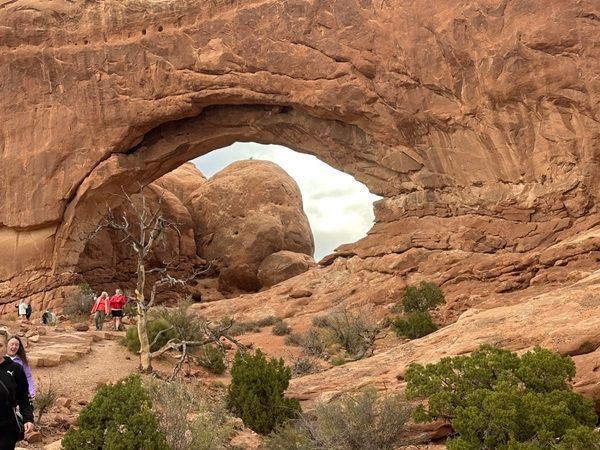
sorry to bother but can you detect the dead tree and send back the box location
[93,185,208,373]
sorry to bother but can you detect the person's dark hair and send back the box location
[8,335,28,366]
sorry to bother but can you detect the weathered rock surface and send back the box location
[187,160,314,291]
[153,162,207,206]
[258,250,316,288]
[1,0,599,314]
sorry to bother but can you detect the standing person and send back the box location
[16,300,27,321]
[0,331,34,450]
[90,292,110,331]
[6,336,35,399]
[24,299,32,321]
[109,289,126,331]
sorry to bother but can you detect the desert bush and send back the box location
[123,318,177,353]
[148,380,232,450]
[302,308,374,359]
[400,281,445,313]
[196,344,227,375]
[291,355,320,377]
[272,320,291,336]
[219,317,261,336]
[301,328,326,356]
[153,298,205,342]
[63,283,96,319]
[33,381,58,423]
[330,355,347,366]
[62,375,167,450]
[264,387,413,450]
[284,333,304,347]
[226,349,300,435]
[256,315,279,327]
[405,344,600,449]
[391,311,438,339]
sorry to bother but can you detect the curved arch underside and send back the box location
[0,0,599,312]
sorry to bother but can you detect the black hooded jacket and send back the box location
[0,355,33,424]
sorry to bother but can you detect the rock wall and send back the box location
[0,0,599,313]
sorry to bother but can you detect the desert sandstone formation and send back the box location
[1,0,600,408]
[187,160,314,291]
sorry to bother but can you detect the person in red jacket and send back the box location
[108,289,126,331]
[90,291,110,331]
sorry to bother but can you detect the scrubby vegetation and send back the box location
[300,308,376,361]
[264,387,413,450]
[226,349,300,435]
[123,318,177,353]
[219,315,283,336]
[62,375,167,450]
[33,381,58,423]
[392,281,444,339]
[405,344,600,449]
[148,380,232,450]
[195,344,227,375]
[272,320,291,336]
[63,283,96,320]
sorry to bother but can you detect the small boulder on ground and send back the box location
[72,323,89,332]
[258,250,316,288]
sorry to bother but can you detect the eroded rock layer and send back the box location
[0,0,599,331]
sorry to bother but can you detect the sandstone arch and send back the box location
[1,0,599,313]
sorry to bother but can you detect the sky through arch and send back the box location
[192,143,381,261]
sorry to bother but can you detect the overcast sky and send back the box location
[192,142,381,260]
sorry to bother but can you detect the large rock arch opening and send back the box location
[1,0,599,315]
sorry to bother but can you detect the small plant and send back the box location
[196,344,226,375]
[256,315,279,327]
[264,388,413,450]
[330,355,347,366]
[33,381,58,423]
[291,356,320,377]
[63,283,96,320]
[284,333,304,347]
[405,344,600,449]
[122,318,177,353]
[391,311,438,339]
[272,320,291,336]
[226,349,300,435]
[148,380,232,450]
[400,281,445,313]
[301,308,375,360]
[153,298,205,342]
[62,375,167,450]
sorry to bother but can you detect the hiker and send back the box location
[16,300,27,321]
[109,289,126,331]
[24,299,32,321]
[6,336,35,399]
[0,331,34,449]
[90,291,110,331]
[41,309,55,326]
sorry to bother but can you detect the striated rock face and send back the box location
[0,0,599,347]
[153,163,207,206]
[258,250,316,289]
[187,160,314,291]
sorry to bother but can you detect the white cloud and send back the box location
[192,143,381,260]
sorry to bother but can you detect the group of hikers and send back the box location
[90,288,127,331]
[0,288,128,449]
[0,331,35,449]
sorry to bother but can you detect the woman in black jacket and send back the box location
[0,331,33,450]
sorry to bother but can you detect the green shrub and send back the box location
[148,380,232,450]
[264,388,413,450]
[401,281,445,313]
[63,283,96,319]
[62,375,167,450]
[153,298,205,342]
[301,328,326,356]
[405,344,600,449]
[123,318,177,353]
[226,349,300,435]
[391,311,438,339]
[272,320,291,336]
[196,344,226,375]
